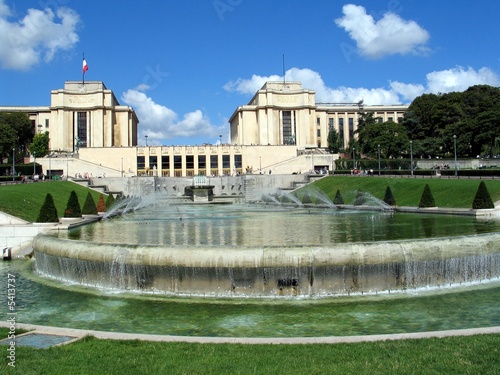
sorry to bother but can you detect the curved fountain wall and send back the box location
[33,233,500,297]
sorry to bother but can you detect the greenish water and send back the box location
[2,261,499,337]
[60,204,500,245]
[7,205,500,337]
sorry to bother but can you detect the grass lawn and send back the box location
[310,176,500,208]
[0,331,499,374]
[0,181,105,222]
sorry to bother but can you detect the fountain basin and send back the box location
[33,232,500,297]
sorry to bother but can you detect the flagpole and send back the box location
[82,53,85,85]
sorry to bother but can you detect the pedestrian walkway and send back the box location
[1,322,499,347]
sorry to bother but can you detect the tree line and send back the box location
[328,84,500,160]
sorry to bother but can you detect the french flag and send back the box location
[82,58,88,74]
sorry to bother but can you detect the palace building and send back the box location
[1,80,408,178]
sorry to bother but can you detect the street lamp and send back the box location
[410,140,413,176]
[145,135,148,146]
[378,144,381,176]
[33,152,36,176]
[453,135,458,176]
[352,148,356,170]
[219,134,222,145]
[12,147,15,182]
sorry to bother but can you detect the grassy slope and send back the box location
[0,334,498,374]
[0,182,105,222]
[1,178,500,222]
[312,176,500,208]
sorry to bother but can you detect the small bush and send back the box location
[64,190,82,218]
[353,190,367,206]
[333,189,344,205]
[472,181,495,209]
[300,191,314,204]
[105,193,115,210]
[383,186,396,206]
[96,194,107,212]
[36,193,59,223]
[419,184,436,208]
[82,192,97,215]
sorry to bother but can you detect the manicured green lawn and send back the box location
[0,181,104,222]
[0,332,498,374]
[311,176,500,208]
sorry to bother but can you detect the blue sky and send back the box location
[1,0,500,146]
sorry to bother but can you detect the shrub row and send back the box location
[36,191,115,223]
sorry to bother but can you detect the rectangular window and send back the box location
[149,156,157,169]
[45,119,49,128]
[186,155,194,169]
[210,155,218,169]
[137,156,145,169]
[338,122,344,149]
[234,155,242,168]
[222,155,230,168]
[174,155,182,169]
[316,117,320,126]
[198,155,206,169]
[317,129,321,137]
[328,118,334,127]
[388,117,393,122]
[161,155,170,169]
[348,118,354,142]
[282,111,294,144]
[77,112,87,147]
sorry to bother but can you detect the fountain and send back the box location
[32,201,500,298]
[183,175,215,203]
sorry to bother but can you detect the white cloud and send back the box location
[224,66,500,106]
[224,67,402,104]
[0,0,79,70]
[389,81,425,102]
[425,66,500,93]
[121,89,226,145]
[335,4,430,59]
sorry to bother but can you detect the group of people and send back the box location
[20,173,45,183]
[351,169,375,176]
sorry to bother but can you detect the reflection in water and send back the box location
[62,204,500,246]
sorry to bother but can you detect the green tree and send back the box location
[353,190,367,206]
[0,112,33,158]
[105,193,115,210]
[356,120,409,159]
[333,190,344,205]
[96,194,107,213]
[82,192,98,215]
[383,186,396,206]
[327,126,341,154]
[36,193,59,223]
[29,131,50,157]
[472,181,495,209]
[64,190,82,218]
[418,184,436,208]
[0,123,17,163]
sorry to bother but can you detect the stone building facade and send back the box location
[2,80,408,178]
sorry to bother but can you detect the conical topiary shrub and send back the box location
[418,184,436,208]
[353,190,367,206]
[82,192,97,215]
[63,190,82,218]
[300,190,314,204]
[333,189,344,205]
[105,193,115,211]
[383,186,396,206]
[472,181,495,209]
[36,193,59,223]
[96,194,107,213]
